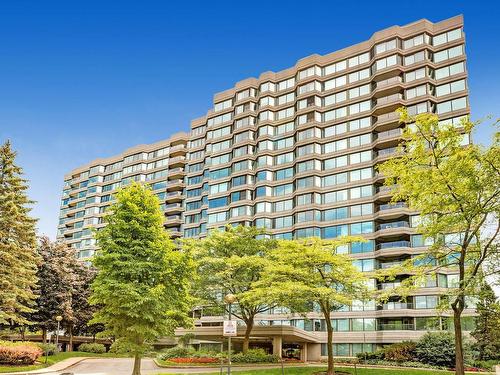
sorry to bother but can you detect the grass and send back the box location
[0,351,126,373]
[159,366,494,375]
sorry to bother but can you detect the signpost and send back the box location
[223,320,237,337]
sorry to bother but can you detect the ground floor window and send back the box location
[321,343,375,356]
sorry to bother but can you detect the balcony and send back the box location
[169,156,186,167]
[376,240,411,250]
[379,282,402,290]
[375,112,400,130]
[378,221,410,230]
[165,191,183,202]
[377,146,398,157]
[378,323,415,331]
[379,202,407,211]
[164,202,183,212]
[168,167,184,178]
[379,260,404,269]
[378,128,403,139]
[381,302,413,310]
[376,93,403,106]
[376,76,402,90]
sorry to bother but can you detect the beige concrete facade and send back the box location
[58,132,188,258]
[182,15,473,357]
[58,15,473,357]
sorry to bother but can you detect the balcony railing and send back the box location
[376,240,411,250]
[379,202,407,210]
[376,93,403,106]
[381,302,413,310]
[378,221,410,230]
[376,76,402,89]
[378,323,415,331]
[379,261,404,269]
[378,128,403,139]
[379,282,402,290]
[377,112,400,124]
[378,147,398,156]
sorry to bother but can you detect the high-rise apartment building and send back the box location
[59,15,474,359]
[57,133,187,258]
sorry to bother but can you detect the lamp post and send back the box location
[55,315,63,353]
[224,293,236,375]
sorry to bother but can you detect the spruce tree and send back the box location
[471,282,500,360]
[0,140,39,326]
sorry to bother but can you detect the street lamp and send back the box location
[55,315,63,353]
[224,294,237,375]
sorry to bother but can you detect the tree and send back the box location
[248,237,368,375]
[184,225,277,353]
[30,237,77,345]
[378,110,500,375]
[0,140,40,326]
[471,282,500,360]
[90,183,192,375]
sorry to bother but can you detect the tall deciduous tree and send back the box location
[185,225,277,353]
[0,141,39,326]
[471,282,500,360]
[378,110,500,375]
[90,183,192,375]
[248,237,368,375]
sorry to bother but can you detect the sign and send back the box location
[223,320,237,336]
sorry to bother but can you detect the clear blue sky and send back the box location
[1,0,498,239]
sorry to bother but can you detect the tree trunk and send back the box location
[243,319,254,354]
[21,326,26,341]
[68,325,73,352]
[453,306,465,375]
[42,328,47,344]
[324,311,335,375]
[131,353,141,375]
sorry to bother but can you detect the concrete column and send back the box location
[301,343,308,362]
[306,343,321,362]
[272,336,282,358]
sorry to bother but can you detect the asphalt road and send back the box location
[59,358,295,375]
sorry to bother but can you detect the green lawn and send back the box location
[161,366,493,375]
[0,351,126,373]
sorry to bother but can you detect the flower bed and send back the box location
[169,357,219,363]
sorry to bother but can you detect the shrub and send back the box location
[78,343,106,353]
[37,343,57,356]
[383,341,416,362]
[231,348,279,363]
[0,341,43,365]
[158,346,195,360]
[109,340,131,354]
[415,331,456,367]
[356,350,384,361]
[169,357,218,363]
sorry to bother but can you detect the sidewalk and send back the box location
[0,357,90,375]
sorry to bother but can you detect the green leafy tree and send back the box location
[248,237,368,375]
[90,183,192,375]
[378,110,500,375]
[471,282,500,360]
[0,140,40,326]
[184,225,277,353]
[30,237,76,344]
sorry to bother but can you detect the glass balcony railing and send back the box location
[376,240,411,250]
[378,221,410,230]
[379,260,404,269]
[379,202,407,210]
[377,112,400,124]
[378,128,403,139]
[379,282,402,290]
[376,76,402,89]
[376,93,403,106]
[378,147,398,156]
[378,323,415,331]
[381,302,413,310]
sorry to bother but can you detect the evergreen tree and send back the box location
[30,237,76,344]
[471,282,500,360]
[0,140,40,326]
[90,183,192,375]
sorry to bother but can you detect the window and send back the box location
[415,295,438,309]
[375,39,397,54]
[436,97,467,114]
[403,34,425,49]
[260,81,276,93]
[274,199,293,212]
[348,52,370,67]
[375,54,398,70]
[434,62,465,80]
[349,100,371,115]
[208,212,227,224]
[406,85,426,99]
[275,167,294,180]
[324,91,347,106]
[298,81,321,94]
[209,167,230,180]
[348,68,370,83]
[298,66,321,79]
[433,45,463,63]
[277,92,295,105]
[207,112,232,126]
[407,102,428,115]
[278,77,295,91]
[274,216,293,229]
[259,96,275,107]
[435,79,466,97]
[433,28,462,46]
[209,182,228,194]
[405,67,426,82]
[353,259,375,272]
[323,60,347,76]
[273,183,293,196]
[214,99,232,112]
[348,84,370,99]
[404,51,425,66]
[324,75,347,91]
[208,197,228,209]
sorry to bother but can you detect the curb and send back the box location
[0,357,91,375]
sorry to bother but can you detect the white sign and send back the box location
[223,320,237,336]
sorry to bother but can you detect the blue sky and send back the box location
[0,0,498,238]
